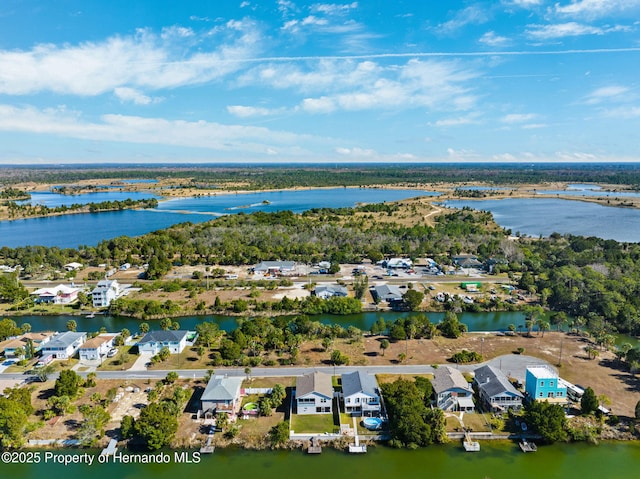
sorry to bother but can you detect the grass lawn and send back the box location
[242,376,296,388]
[339,412,376,436]
[97,346,137,371]
[461,412,492,432]
[290,413,337,434]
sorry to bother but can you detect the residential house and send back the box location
[372,284,404,303]
[78,334,116,361]
[474,364,524,412]
[39,331,87,360]
[91,279,122,307]
[31,284,81,304]
[251,261,296,276]
[137,330,191,355]
[433,366,475,412]
[314,284,348,299]
[0,332,53,358]
[63,262,83,271]
[296,371,333,415]
[525,365,568,405]
[200,376,244,417]
[452,254,483,269]
[341,371,381,417]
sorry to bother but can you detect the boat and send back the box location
[519,440,537,452]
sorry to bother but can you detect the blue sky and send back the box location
[1,0,639,164]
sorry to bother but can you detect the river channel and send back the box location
[4,442,640,479]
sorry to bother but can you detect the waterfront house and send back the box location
[91,279,122,308]
[474,364,524,412]
[296,371,333,415]
[433,366,475,412]
[524,365,568,405]
[0,332,53,358]
[314,284,348,299]
[372,284,404,303]
[78,334,116,361]
[137,330,191,355]
[200,376,244,418]
[39,331,87,360]
[341,371,382,417]
[31,284,81,304]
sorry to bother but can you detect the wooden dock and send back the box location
[100,439,117,456]
[348,417,367,453]
[519,440,537,453]
[200,435,215,454]
[308,436,322,454]
[463,432,480,452]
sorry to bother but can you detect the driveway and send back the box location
[129,352,153,371]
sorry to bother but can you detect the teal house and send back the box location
[525,365,568,405]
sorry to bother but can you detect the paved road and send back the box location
[0,354,550,383]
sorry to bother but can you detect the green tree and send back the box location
[331,349,349,365]
[77,405,111,446]
[270,383,286,408]
[120,415,135,439]
[165,371,179,384]
[580,387,599,415]
[55,369,82,398]
[403,289,424,311]
[524,400,567,443]
[134,402,179,450]
[66,319,77,332]
[139,322,150,334]
[268,421,290,447]
[0,396,30,448]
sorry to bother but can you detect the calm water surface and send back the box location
[1,188,433,248]
[444,198,640,242]
[4,442,640,479]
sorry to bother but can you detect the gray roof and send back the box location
[433,366,472,394]
[341,371,379,398]
[201,376,243,401]
[253,261,295,271]
[314,284,348,296]
[296,372,333,399]
[43,331,86,349]
[474,364,524,399]
[138,330,189,344]
[373,284,403,301]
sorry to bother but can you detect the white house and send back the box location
[63,262,83,271]
[474,364,524,412]
[433,366,475,412]
[386,258,413,269]
[341,371,381,417]
[314,284,348,299]
[31,284,81,304]
[137,330,191,355]
[78,334,116,361]
[251,261,296,276]
[91,279,121,307]
[296,371,333,415]
[39,331,87,360]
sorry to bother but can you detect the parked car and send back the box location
[107,348,118,358]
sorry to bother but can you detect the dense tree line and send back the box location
[4,163,640,189]
[4,197,158,219]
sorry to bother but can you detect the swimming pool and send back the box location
[362,417,384,430]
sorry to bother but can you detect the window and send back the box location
[540,381,544,387]
[550,381,554,387]
[539,392,543,397]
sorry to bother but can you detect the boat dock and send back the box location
[462,432,480,452]
[200,434,215,454]
[100,439,117,456]
[348,417,367,453]
[519,440,537,452]
[308,436,322,454]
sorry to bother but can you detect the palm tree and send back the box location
[380,339,390,357]
[538,320,550,337]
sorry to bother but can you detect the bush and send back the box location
[449,350,482,364]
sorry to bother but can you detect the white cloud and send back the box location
[0,22,263,96]
[554,0,640,19]
[436,6,491,34]
[302,96,336,113]
[478,31,510,47]
[522,123,548,129]
[432,114,481,127]
[602,106,640,118]
[160,26,195,39]
[506,0,543,6]
[525,22,628,39]
[335,146,376,157]
[114,87,162,105]
[502,113,538,123]
[226,105,282,117]
[0,104,321,155]
[311,3,359,15]
[583,85,630,104]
